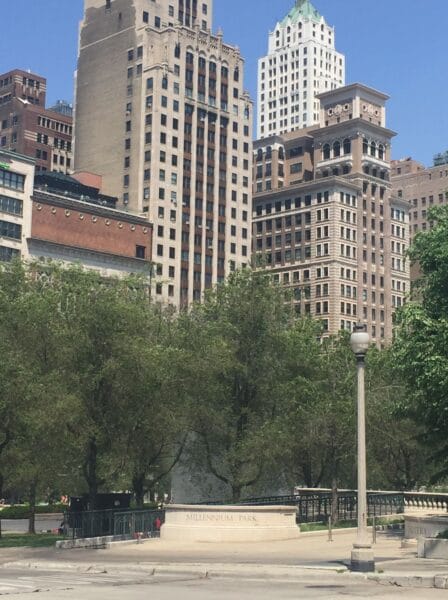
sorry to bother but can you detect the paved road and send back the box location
[0,569,447,599]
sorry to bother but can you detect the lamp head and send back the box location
[350,323,370,358]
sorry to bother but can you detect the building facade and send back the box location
[74,0,253,306]
[257,0,345,139]
[391,154,448,237]
[0,70,73,174]
[253,84,409,344]
[0,150,153,278]
[0,150,34,262]
[30,172,153,278]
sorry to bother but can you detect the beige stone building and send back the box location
[74,0,253,306]
[0,149,34,261]
[253,83,409,344]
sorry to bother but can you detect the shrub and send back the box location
[0,504,65,519]
[436,529,448,539]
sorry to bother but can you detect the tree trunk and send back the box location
[0,471,3,539]
[132,473,145,508]
[28,479,37,535]
[86,438,99,510]
[231,485,242,503]
[331,477,338,526]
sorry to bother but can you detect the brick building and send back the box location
[0,150,153,279]
[0,69,73,174]
[30,172,153,278]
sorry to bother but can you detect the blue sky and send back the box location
[1,0,445,166]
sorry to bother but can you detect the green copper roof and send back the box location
[281,0,322,25]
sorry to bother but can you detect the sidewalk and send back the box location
[1,530,448,590]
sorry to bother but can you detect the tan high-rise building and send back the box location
[74,0,253,306]
[253,83,409,344]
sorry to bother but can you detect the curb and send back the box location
[0,560,347,580]
[3,559,447,588]
[368,573,448,589]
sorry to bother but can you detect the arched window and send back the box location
[287,26,291,34]
[333,141,341,157]
[343,138,351,155]
[278,146,284,160]
[370,141,376,157]
[378,144,384,160]
[323,144,331,160]
[266,146,272,159]
[362,138,369,154]
[256,148,263,162]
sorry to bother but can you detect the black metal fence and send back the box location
[65,508,165,540]
[229,491,405,523]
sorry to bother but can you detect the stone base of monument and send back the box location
[405,514,448,540]
[161,504,300,543]
[418,538,448,559]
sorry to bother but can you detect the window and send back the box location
[0,245,19,262]
[0,195,22,215]
[136,245,146,259]
[0,219,21,240]
[290,162,302,174]
[0,169,25,191]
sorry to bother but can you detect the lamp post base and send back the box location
[350,546,375,572]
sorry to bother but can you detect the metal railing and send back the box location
[64,508,165,540]
[237,492,404,523]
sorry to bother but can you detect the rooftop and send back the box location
[281,0,322,25]
[34,172,117,208]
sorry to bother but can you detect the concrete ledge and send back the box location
[56,534,133,549]
[161,505,300,543]
[405,514,448,540]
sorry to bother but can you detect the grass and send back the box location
[0,533,63,548]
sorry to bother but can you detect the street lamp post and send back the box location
[350,323,375,573]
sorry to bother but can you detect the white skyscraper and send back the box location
[257,0,345,138]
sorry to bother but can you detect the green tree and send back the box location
[278,331,357,494]
[0,261,75,533]
[118,307,188,507]
[181,269,292,502]
[54,266,157,508]
[394,205,448,481]
[365,348,433,491]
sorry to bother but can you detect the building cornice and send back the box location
[253,175,361,202]
[311,118,396,141]
[317,83,389,102]
[0,149,36,166]
[28,237,152,267]
[32,191,152,228]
